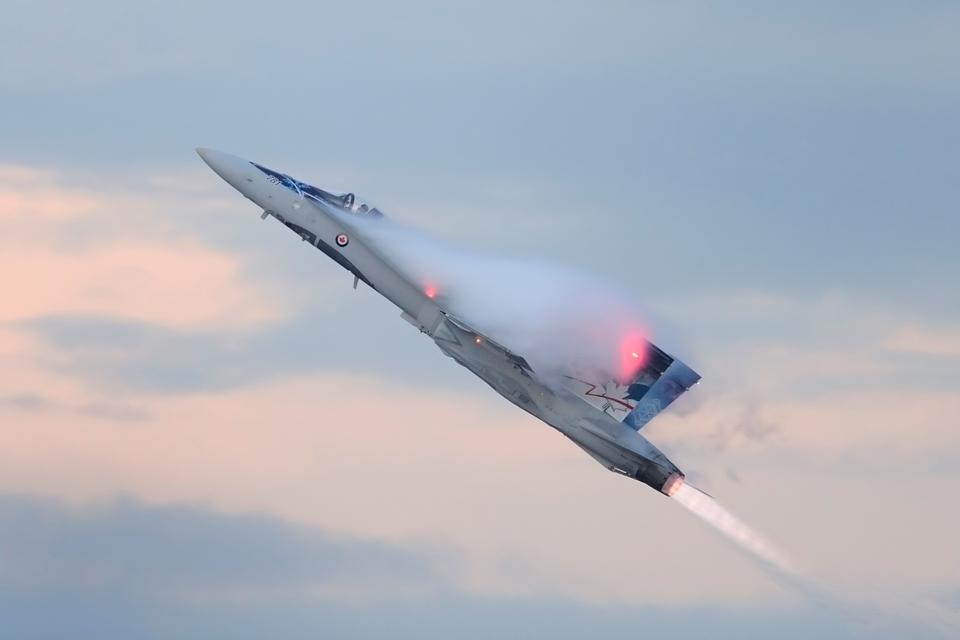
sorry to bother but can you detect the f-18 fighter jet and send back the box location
[197,149,700,497]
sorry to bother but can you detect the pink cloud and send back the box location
[2,334,957,607]
[0,370,782,606]
[652,385,959,457]
[885,326,960,358]
[1,169,957,609]
[0,241,283,329]
[0,164,291,329]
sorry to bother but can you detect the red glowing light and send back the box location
[425,286,436,299]
[618,330,648,383]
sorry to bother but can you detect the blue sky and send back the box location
[0,2,958,638]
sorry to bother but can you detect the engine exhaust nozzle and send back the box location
[633,457,684,497]
[662,472,684,497]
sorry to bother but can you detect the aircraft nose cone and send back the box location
[196,147,254,192]
[196,147,237,175]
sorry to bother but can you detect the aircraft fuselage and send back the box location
[197,148,684,496]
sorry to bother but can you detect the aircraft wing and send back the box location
[433,313,534,373]
[433,312,533,373]
[436,312,698,432]
[562,342,700,431]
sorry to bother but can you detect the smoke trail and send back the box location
[671,483,796,578]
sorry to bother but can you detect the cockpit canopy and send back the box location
[339,192,383,218]
[249,162,384,218]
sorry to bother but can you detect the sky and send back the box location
[1,1,958,638]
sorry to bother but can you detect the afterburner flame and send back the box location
[662,472,685,497]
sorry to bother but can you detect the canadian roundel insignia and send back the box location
[335,233,349,247]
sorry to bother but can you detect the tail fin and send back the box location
[623,350,700,430]
[563,341,700,431]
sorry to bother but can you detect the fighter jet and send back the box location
[197,148,700,497]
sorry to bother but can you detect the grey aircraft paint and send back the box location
[197,148,699,496]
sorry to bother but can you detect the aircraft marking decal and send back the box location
[565,376,635,412]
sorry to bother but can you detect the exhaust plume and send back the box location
[671,482,795,576]
[672,483,959,638]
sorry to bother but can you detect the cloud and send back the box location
[0,160,955,618]
[0,4,957,636]
[19,304,453,394]
[0,163,294,331]
[652,384,960,468]
[0,391,148,423]
[661,289,960,397]
[21,314,320,394]
[2,360,954,612]
[703,404,781,453]
[884,326,960,359]
[2,268,957,612]
[0,165,99,219]
[0,241,283,329]
[0,493,924,640]
[0,590,897,640]
[0,392,55,412]
[0,493,446,601]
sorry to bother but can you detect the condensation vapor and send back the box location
[345,215,652,380]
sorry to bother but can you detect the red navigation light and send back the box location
[425,286,437,299]
[618,330,647,383]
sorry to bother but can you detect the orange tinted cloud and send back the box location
[885,326,960,358]
[653,386,959,456]
[3,366,957,607]
[2,164,958,608]
[0,241,281,328]
[0,370,776,606]
[0,164,287,329]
